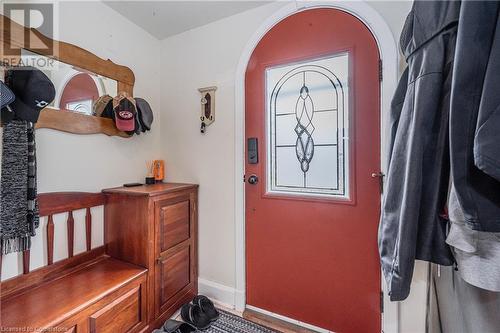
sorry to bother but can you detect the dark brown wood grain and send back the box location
[47,215,55,265]
[103,183,198,324]
[159,200,190,252]
[61,325,77,333]
[86,208,92,251]
[1,247,106,300]
[38,192,105,216]
[1,258,146,330]
[104,195,151,268]
[22,250,30,274]
[55,275,147,333]
[89,285,142,333]
[157,243,191,314]
[2,192,106,297]
[102,183,198,197]
[67,211,75,258]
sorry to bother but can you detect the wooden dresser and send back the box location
[103,183,198,331]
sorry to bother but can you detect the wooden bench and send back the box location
[0,192,148,333]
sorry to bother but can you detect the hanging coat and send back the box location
[378,1,459,302]
[450,0,500,232]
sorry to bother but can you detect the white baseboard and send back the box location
[198,278,236,309]
[234,288,245,312]
[245,305,332,333]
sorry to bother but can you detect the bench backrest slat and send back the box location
[23,250,30,275]
[47,215,54,265]
[67,211,75,258]
[86,208,92,251]
[1,192,106,299]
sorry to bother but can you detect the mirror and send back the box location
[21,49,118,116]
[1,13,135,137]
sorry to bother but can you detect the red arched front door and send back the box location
[245,8,381,332]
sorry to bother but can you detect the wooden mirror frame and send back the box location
[1,14,135,138]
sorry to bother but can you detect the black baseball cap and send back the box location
[4,66,55,123]
[133,109,142,135]
[135,98,153,131]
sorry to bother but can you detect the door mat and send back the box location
[195,309,277,333]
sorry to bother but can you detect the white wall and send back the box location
[159,0,285,289]
[159,1,427,332]
[1,0,161,280]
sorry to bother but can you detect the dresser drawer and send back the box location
[89,284,145,333]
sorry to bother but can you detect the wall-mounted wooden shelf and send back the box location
[36,109,131,138]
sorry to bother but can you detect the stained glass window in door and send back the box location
[266,53,349,198]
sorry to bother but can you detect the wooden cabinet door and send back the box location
[156,243,192,313]
[154,191,197,316]
[158,198,190,252]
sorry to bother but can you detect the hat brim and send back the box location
[10,98,42,123]
[1,106,15,123]
[115,115,135,131]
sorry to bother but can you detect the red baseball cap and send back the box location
[112,93,136,132]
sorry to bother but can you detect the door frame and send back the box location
[234,2,401,332]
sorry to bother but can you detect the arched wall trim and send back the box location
[233,2,400,332]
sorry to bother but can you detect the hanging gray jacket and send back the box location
[378,1,458,302]
[450,0,500,232]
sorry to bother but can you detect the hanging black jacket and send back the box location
[450,0,500,232]
[378,1,459,302]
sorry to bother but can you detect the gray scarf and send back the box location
[1,120,39,254]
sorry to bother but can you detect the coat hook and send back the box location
[198,86,217,134]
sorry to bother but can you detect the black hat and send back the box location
[134,98,153,131]
[4,66,55,123]
[133,110,142,135]
[0,81,15,109]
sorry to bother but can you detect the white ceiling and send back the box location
[104,1,271,40]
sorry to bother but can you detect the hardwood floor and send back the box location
[243,309,317,333]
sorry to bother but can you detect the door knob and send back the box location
[247,175,259,185]
[371,172,385,194]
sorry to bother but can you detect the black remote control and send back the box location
[123,183,143,187]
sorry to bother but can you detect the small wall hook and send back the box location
[198,86,217,134]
